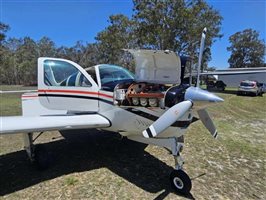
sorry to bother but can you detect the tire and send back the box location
[170,170,192,194]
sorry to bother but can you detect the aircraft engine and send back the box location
[114,82,166,107]
[164,84,190,107]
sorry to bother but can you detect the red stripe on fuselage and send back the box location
[38,89,113,99]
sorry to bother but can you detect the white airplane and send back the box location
[0,28,223,194]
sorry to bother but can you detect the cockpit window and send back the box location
[99,65,134,91]
[44,60,92,87]
[85,67,98,85]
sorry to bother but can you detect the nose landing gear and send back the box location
[170,168,192,194]
[170,141,192,194]
[128,135,193,194]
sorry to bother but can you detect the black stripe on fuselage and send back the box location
[125,108,195,128]
[125,108,158,121]
[38,93,113,105]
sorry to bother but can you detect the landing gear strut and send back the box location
[168,136,192,194]
[23,132,51,169]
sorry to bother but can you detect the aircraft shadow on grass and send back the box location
[0,130,194,199]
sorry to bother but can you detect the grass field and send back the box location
[0,86,265,199]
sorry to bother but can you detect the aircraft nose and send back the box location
[184,87,224,103]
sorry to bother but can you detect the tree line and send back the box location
[0,0,265,85]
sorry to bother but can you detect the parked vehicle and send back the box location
[237,80,263,96]
[261,83,266,93]
[207,80,226,91]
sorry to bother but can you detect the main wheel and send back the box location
[170,170,192,194]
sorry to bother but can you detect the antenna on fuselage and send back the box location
[196,27,207,88]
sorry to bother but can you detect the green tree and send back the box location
[0,22,9,44]
[133,0,185,50]
[77,43,101,68]
[96,1,222,70]
[1,38,23,84]
[0,22,10,77]
[56,41,97,68]
[37,37,56,57]
[95,14,137,65]
[133,0,223,70]
[227,29,265,68]
[15,37,38,85]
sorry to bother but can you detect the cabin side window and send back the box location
[43,60,92,87]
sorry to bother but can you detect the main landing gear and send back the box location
[23,132,52,169]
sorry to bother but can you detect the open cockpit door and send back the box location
[38,58,99,112]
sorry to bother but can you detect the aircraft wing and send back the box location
[200,69,266,75]
[199,67,266,76]
[0,90,37,94]
[0,114,110,134]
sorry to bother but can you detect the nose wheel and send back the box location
[170,169,192,194]
[171,142,192,194]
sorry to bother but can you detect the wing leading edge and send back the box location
[200,70,266,75]
[0,114,110,134]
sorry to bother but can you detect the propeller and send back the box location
[197,109,218,138]
[143,100,192,138]
[142,27,223,139]
[194,28,219,138]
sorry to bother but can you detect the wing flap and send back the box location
[0,114,110,134]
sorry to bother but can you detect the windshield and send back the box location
[99,65,134,91]
[240,82,255,87]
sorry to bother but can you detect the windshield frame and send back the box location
[240,81,256,87]
[97,64,135,91]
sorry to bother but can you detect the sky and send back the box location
[0,0,265,69]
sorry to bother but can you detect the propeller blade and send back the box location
[143,100,193,138]
[197,108,218,138]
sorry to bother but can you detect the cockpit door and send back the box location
[38,58,99,112]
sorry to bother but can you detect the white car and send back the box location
[237,80,263,96]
